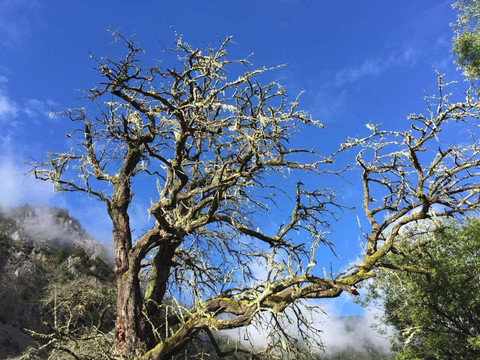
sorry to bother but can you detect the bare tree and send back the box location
[33,32,480,359]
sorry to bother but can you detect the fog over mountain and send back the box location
[0,204,114,264]
[318,314,392,358]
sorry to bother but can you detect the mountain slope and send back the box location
[0,205,115,359]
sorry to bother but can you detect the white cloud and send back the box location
[24,98,58,119]
[334,47,418,86]
[0,135,53,207]
[0,76,19,122]
[308,47,421,122]
[318,297,392,355]
[0,75,59,125]
[0,93,18,122]
[219,297,392,356]
[0,153,53,207]
[219,252,392,355]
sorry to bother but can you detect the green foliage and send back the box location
[453,0,480,79]
[468,334,480,350]
[69,246,88,259]
[24,278,117,360]
[42,278,115,330]
[367,219,480,359]
[0,214,15,245]
[53,248,67,264]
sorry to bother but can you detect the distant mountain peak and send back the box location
[0,204,108,260]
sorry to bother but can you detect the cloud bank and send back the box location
[318,301,392,355]
[219,298,392,356]
[0,148,53,207]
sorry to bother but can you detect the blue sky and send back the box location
[0,0,464,319]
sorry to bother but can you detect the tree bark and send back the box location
[110,203,146,356]
[143,241,179,346]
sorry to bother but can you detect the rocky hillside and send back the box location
[0,205,115,359]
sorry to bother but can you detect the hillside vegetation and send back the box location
[0,205,115,359]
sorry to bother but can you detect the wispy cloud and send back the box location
[0,76,19,123]
[0,206,106,257]
[334,47,418,86]
[0,75,59,126]
[0,93,18,122]
[24,98,58,119]
[307,46,420,123]
[0,140,53,207]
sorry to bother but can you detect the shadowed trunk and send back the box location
[143,241,180,348]
[110,203,146,356]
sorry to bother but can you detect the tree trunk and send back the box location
[115,266,145,356]
[109,204,146,356]
[144,241,179,348]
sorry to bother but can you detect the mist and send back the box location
[318,305,392,355]
[0,142,116,263]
